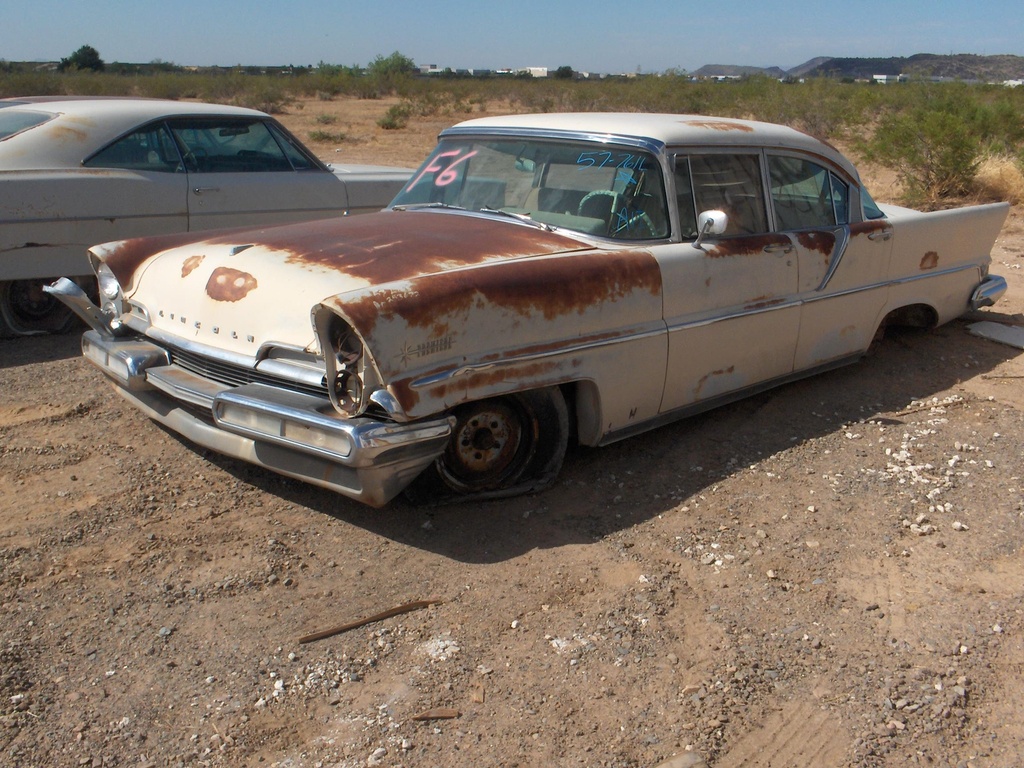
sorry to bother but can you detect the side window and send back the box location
[168,118,295,173]
[768,156,849,230]
[84,123,181,172]
[689,154,768,236]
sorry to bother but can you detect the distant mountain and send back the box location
[802,54,1024,81]
[692,64,787,79]
[694,54,1024,82]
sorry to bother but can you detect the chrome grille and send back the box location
[169,346,329,399]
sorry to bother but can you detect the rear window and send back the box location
[0,110,55,141]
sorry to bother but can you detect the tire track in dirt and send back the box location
[713,698,849,767]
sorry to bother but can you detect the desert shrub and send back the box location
[308,129,347,143]
[973,154,1024,204]
[377,102,412,129]
[866,100,982,203]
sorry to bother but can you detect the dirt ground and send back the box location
[2,97,1023,768]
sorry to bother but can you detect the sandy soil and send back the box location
[2,97,1023,768]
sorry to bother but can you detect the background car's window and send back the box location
[768,156,849,229]
[84,123,181,172]
[0,110,55,141]
[169,118,296,173]
[689,154,768,236]
[267,122,319,170]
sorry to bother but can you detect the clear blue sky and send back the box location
[3,0,1022,74]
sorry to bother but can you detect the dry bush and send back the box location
[973,154,1024,204]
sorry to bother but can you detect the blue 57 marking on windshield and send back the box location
[406,149,479,192]
[577,151,648,184]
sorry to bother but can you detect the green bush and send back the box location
[866,98,982,202]
[377,102,412,130]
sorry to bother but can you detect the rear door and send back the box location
[765,154,894,370]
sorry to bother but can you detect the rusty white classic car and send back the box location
[0,96,410,335]
[47,113,1010,507]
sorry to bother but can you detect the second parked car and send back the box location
[0,96,410,334]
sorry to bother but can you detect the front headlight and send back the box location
[314,307,371,417]
[97,263,121,301]
[96,263,127,325]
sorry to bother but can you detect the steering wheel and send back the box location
[613,210,657,238]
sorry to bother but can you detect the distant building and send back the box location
[872,74,908,84]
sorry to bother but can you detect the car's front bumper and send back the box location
[80,330,453,507]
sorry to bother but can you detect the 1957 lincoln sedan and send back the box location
[48,113,1010,506]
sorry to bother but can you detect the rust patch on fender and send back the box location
[682,119,754,133]
[342,248,663,337]
[181,254,205,278]
[102,231,222,289]
[424,360,563,404]
[920,251,939,270]
[206,267,258,302]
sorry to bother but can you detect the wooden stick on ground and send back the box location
[298,598,443,644]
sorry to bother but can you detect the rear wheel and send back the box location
[404,387,570,504]
[0,279,77,336]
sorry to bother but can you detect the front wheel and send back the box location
[0,279,78,336]
[404,387,570,504]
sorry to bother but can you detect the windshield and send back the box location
[391,137,670,240]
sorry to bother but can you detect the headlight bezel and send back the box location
[313,306,376,418]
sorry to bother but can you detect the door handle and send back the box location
[868,229,893,242]
[763,243,794,255]
[192,186,220,195]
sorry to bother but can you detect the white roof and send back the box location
[0,97,270,169]
[446,112,859,179]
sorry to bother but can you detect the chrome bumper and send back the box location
[970,274,1008,310]
[80,330,453,507]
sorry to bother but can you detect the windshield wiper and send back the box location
[392,202,466,212]
[479,207,553,231]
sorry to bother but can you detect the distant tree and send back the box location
[367,51,417,78]
[553,65,575,79]
[58,45,105,72]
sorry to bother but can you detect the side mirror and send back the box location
[694,210,728,248]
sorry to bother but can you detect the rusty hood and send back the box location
[99,210,594,355]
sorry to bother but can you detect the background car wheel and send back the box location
[0,279,78,336]
[404,387,570,504]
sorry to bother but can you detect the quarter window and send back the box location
[84,123,181,172]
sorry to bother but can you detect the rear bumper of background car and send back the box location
[80,330,453,507]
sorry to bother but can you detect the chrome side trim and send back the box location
[815,226,851,292]
[409,324,666,391]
